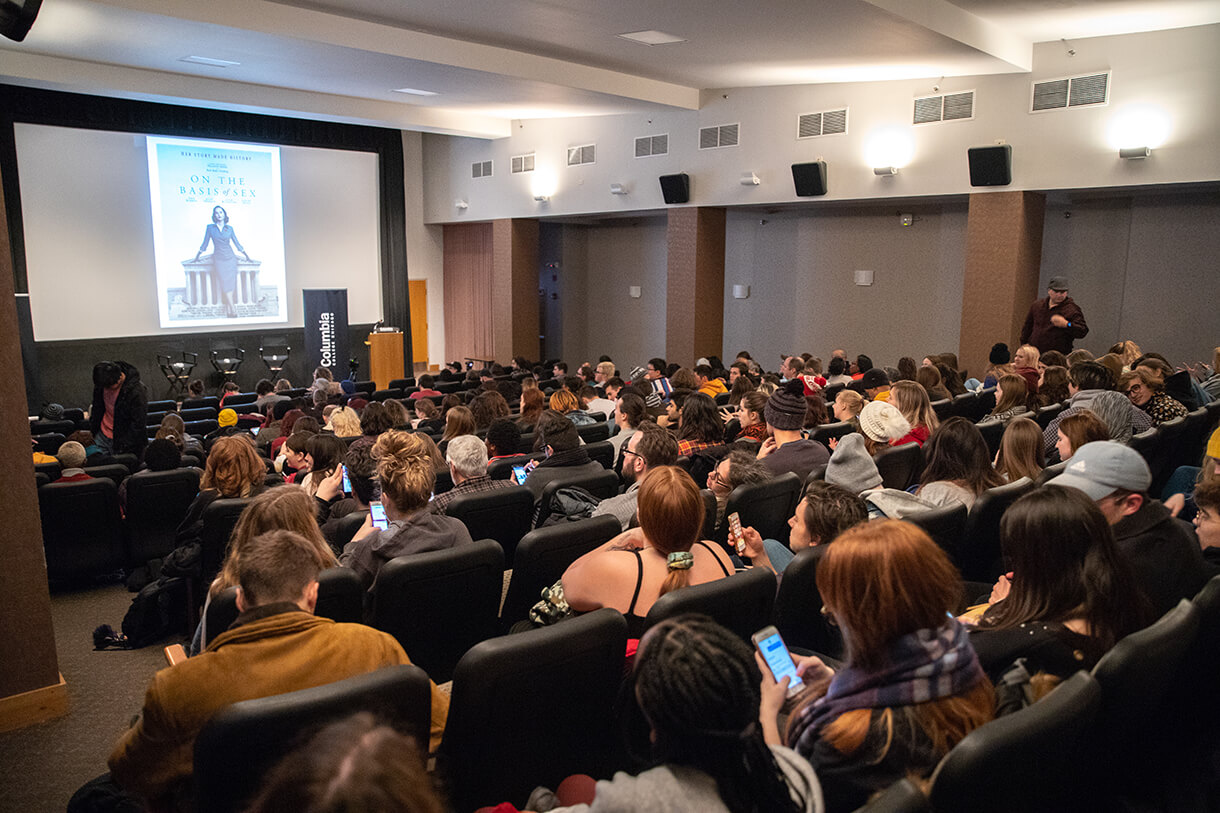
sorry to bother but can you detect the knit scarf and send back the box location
[790,619,984,758]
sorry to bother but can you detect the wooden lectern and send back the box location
[366,330,404,391]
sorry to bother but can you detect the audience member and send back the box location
[244,713,446,813]
[857,400,912,455]
[412,397,441,429]
[914,417,1005,510]
[278,431,315,481]
[643,357,674,402]
[441,405,477,441]
[469,390,511,430]
[830,389,864,430]
[1047,441,1211,615]
[1042,362,1152,457]
[53,441,91,483]
[1043,350,1072,369]
[341,430,473,590]
[706,449,773,531]
[486,418,523,460]
[969,487,1152,681]
[186,379,204,400]
[610,391,648,459]
[412,374,442,399]
[915,365,951,401]
[316,442,379,547]
[979,374,1031,425]
[204,408,244,442]
[522,411,603,498]
[1121,366,1188,426]
[758,381,829,481]
[1054,410,1110,462]
[895,356,919,383]
[299,434,347,499]
[431,434,514,514]
[562,467,733,637]
[676,392,724,456]
[550,388,597,426]
[860,368,891,402]
[593,423,679,530]
[1011,345,1042,394]
[326,405,361,438]
[107,527,445,808]
[581,385,616,420]
[742,482,868,575]
[90,360,148,457]
[759,520,992,813]
[1192,479,1220,570]
[253,378,287,412]
[176,435,266,548]
[734,390,769,442]
[887,380,937,446]
[1037,365,1072,407]
[518,387,546,431]
[824,357,852,388]
[982,343,1013,387]
[994,417,1045,484]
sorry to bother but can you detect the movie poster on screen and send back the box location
[147,136,287,328]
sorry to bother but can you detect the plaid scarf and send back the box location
[790,619,984,758]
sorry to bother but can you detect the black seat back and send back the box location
[206,567,364,643]
[976,420,1005,457]
[200,498,251,584]
[445,485,534,566]
[500,516,621,629]
[906,502,969,565]
[716,472,801,549]
[38,479,125,583]
[81,464,129,486]
[874,442,923,490]
[1035,402,1065,428]
[773,545,843,659]
[809,420,853,449]
[370,539,504,683]
[576,423,610,443]
[437,609,628,812]
[487,453,543,480]
[958,479,1035,582]
[328,511,368,550]
[194,664,432,813]
[125,468,202,563]
[1035,460,1068,486]
[930,671,1102,813]
[534,469,621,527]
[643,567,776,643]
[583,439,615,470]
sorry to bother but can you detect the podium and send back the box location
[366,330,404,391]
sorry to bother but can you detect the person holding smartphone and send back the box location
[339,431,472,591]
[757,520,992,813]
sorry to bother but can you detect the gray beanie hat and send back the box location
[826,433,883,493]
[765,380,807,431]
[1082,391,1134,445]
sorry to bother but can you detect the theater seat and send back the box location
[643,567,776,644]
[773,546,843,659]
[715,472,801,550]
[200,498,251,584]
[958,479,1034,582]
[906,502,968,565]
[444,485,534,566]
[874,442,923,490]
[436,609,627,813]
[205,567,365,643]
[39,479,126,583]
[370,539,503,683]
[125,468,201,564]
[193,664,432,813]
[533,469,620,527]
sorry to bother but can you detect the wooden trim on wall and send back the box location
[0,673,68,734]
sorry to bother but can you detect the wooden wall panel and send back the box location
[442,222,494,363]
[665,208,726,365]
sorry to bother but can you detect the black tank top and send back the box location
[623,541,731,637]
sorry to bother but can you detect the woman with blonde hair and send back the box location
[326,405,362,438]
[888,380,938,445]
[994,417,1045,483]
[561,466,733,637]
[1012,344,1041,394]
[759,520,992,812]
[831,389,865,429]
[1109,340,1143,370]
[441,405,477,442]
[341,430,473,589]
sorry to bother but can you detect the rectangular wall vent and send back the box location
[510,153,535,173]
[913,91,975,124]
[699,123,739,149]
[1031,72,1110,112]
[566,144,596,166]
[797,108,848,139]
[470,160,493,178]
[634,133,669,158]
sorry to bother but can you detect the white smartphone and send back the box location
[752,625,805,698]
[369,500,388,530]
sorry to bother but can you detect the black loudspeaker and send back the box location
[658,173,690,204]
[968,145,1012,187]
[1,0,43,42]
[791,162,828,197]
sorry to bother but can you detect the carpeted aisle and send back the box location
[0,583,187,813]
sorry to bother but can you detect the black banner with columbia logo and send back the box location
[303,289,349,375]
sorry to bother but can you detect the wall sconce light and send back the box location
[873,166,899,176]
[533,193,550,202]
[610,183,628,195]
[455,200,469,210]
[1119,146,1150,159]
[740,172,760,186]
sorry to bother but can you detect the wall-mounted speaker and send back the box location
[791,161,828,197]
[658,173,690,204]
[1,0,43,42]
[968,145,1012,187]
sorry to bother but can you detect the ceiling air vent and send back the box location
[797,108,848,139]
[635,133,669,158]
[567,144,596,166]
[470,160,492,179]
[1031,72,1110,112]
[699,123,739,149]
[913,91,975,124]
[510,153,535,173]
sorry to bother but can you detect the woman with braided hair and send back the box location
[542,614,823,812]
[561,466,733,638]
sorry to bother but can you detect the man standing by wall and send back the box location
[1020,277,1088,355]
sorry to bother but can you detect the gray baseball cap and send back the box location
[1048,277,1069,292]
[1046,440,1151,501]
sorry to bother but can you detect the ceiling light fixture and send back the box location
[180,56,241,68]
[617,30,686,46]
[392,87,439,96]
